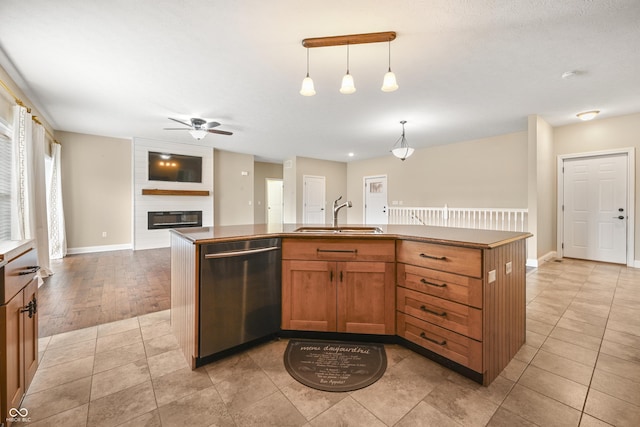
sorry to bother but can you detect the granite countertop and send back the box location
[170,224,532,249]
[0,239,35,268]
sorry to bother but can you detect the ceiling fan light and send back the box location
[576,110,599,121]
[300,75,316,96]
[381,70,398,92]
[340,73,356,94]
[189,129,208,140]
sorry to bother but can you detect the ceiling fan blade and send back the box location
[205,121,221,129]
[168,117,192,127]
[208,129,233,136]
[163,127,191,130]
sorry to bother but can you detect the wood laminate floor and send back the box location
[38,248,171,337]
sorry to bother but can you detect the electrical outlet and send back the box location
[488,269,496,283]
[505,261,512,274]
[102,231,107,238]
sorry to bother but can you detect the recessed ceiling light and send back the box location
[576,110,600,121]
[561,71,577,79]
[348,152,354,157]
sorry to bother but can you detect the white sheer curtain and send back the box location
[46,142,67,259]
[11,104,53,278]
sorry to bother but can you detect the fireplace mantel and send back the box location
[142,189,210,196]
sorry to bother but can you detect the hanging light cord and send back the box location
[346,43,350,74]
[305,48,311,77]
[387,40,392,72]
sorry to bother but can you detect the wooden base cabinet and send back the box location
[282,239,395,335]
[1,243,38,425]
[396,239,526,385]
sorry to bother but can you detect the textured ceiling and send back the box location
[0,0,639,163]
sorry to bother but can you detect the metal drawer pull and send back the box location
[19,265,41,275]
[420,278,447,288]
[420,305,446,317]
[204,246,279,259]
[20,297,37,318]
[317,249,358,254]
[420,332,446,346]
[419,253,447,261]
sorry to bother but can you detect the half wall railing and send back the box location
[387,205,528,232]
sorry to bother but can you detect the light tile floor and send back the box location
[21,258,640,426]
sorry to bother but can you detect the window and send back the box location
[0,118,12,241]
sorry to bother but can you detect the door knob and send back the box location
[613,216,625,219]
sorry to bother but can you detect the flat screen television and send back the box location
[148,151,202,183]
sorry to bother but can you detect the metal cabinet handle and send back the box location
[20,297,37,318]
[420,278,447,288]
[204,246,279,259]
[420,305,446,317]
[419,253,447,261]
[317,249,358,254]
[19,265,41,275]
[420,332,446,346]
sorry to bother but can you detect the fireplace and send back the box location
[148,211,203,230]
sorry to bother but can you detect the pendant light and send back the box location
[391,120,414,161]
[339,44,356,94]
[300,48,316,96]
[381,40,398,92]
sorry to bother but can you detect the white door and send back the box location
[266,178,283,225]
[563,154,627,263]
[364,175,388,225]
[303,175,326,224]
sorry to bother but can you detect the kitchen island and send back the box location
[170,224,531,385]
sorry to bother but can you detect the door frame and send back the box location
[556,148,635,267]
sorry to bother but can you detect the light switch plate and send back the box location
[506,261,512,274]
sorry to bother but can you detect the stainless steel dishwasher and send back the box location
[199,238,281,359]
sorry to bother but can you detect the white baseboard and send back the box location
[526,251,557,269]
[632,259,640,269]
[67,243,133,255]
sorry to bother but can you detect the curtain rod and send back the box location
[32,116,61,145]
[0,78,61,145]
[0,77,30,112]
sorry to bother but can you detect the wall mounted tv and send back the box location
[148,151,203,183]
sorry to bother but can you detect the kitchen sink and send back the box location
[293,226,383,234]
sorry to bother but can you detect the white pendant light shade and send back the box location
[189,129,208,140]
[381,40,398,92]
[339,44,356,94]
[300,76,316,96]
[340,73,356,94]
[381,70,398,92]
[300,48,316,96]
[390,120,414,161]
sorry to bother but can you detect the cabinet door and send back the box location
[1,291,25,417]
[23,279,38,390]
[282,260,336,332]
[337,261,395,334]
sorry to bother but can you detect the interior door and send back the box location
[364,175,388,225]
[303,175,326,224]
[563,154,627,263]
[266,178,283,225]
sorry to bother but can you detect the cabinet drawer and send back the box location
[282,238,395,262]
[397,312,482,373]
[1,247,38,304]
[396,240,481,278]
[397,263,483,309]
[397,287,482,340]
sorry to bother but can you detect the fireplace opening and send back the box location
[148,211,203,230]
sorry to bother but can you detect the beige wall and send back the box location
[57,131,132,249]
[554,112,640,261]
[347,132,528,224]
[253,161,283,224]
[214,149,255,226]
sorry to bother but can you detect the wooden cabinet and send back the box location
[396,239,526,385]
[282,238,395,335]
[1,242,38,424]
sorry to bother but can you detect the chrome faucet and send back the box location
[332,196,352,227]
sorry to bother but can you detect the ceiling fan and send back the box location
[164,117,233,140]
